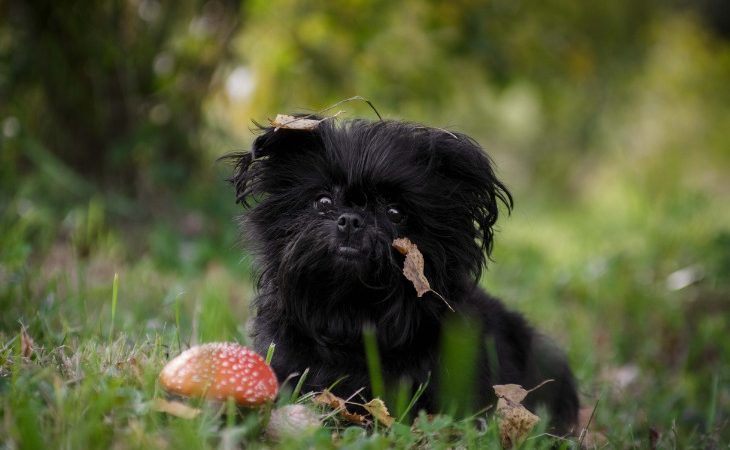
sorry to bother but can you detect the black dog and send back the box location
[229,118,578,432]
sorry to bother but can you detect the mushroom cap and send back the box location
[159,342,278,407]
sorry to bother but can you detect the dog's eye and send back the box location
[314,195,333,211]
[387,206,404,224]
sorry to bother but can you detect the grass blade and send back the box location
[397,373,430,423]
[265,342,276,365]
[109,273,119,347]
[291,367,310,403]
[175,293,182,353]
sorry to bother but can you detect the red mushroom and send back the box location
[159,342,278,407]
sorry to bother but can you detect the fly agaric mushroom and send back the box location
[159,342,278,407]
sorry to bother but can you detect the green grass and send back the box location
[1,170,728,449]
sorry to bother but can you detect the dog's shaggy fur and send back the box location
[229,118,578,432]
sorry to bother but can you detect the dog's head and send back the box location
[230,118,511,347]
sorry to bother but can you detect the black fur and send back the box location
[228,118,578,433]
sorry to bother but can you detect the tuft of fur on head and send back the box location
[228,118,512,353]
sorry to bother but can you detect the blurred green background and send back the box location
[1,0,729,448]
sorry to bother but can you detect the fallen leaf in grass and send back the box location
[496,402,539,449]
[270,114,323,130]
[392,237,453,311]
[313,389,370,426]
[493,384,529,404]
[493,383,550,449]
[20,326,35,358]
[313,389,346,410]
[338,407,370,425]
[151,398,201,419]
[363,398,394,427]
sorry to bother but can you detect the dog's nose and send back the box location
[337,212,364,233]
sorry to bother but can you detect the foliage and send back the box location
[0,0,241,192]
[229,0,685,189]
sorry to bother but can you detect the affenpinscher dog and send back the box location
[229,117,578,432]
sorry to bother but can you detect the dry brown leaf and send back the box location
[313,390,370,426]
[391,238,413,256]
[363,398,394,427]
[493,384,529,404]
[392,238,453,311]
[20,326,35,358]
[151,398,201,419]
[313,389,345,410]
[496,401,540,449]
[270,114,323,130]
[493,383,543,449]
[392,237,429,296]
[341,409,370,426]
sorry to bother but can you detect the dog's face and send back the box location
[231,119,510,346]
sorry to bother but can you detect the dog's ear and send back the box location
[434,131,513,257]
[249,116,325,159]
[227,118,324,207]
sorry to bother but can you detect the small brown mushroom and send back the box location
[159,342,278,407]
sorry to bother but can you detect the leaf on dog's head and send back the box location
[270,114,323,130]
[392,238,454,311]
